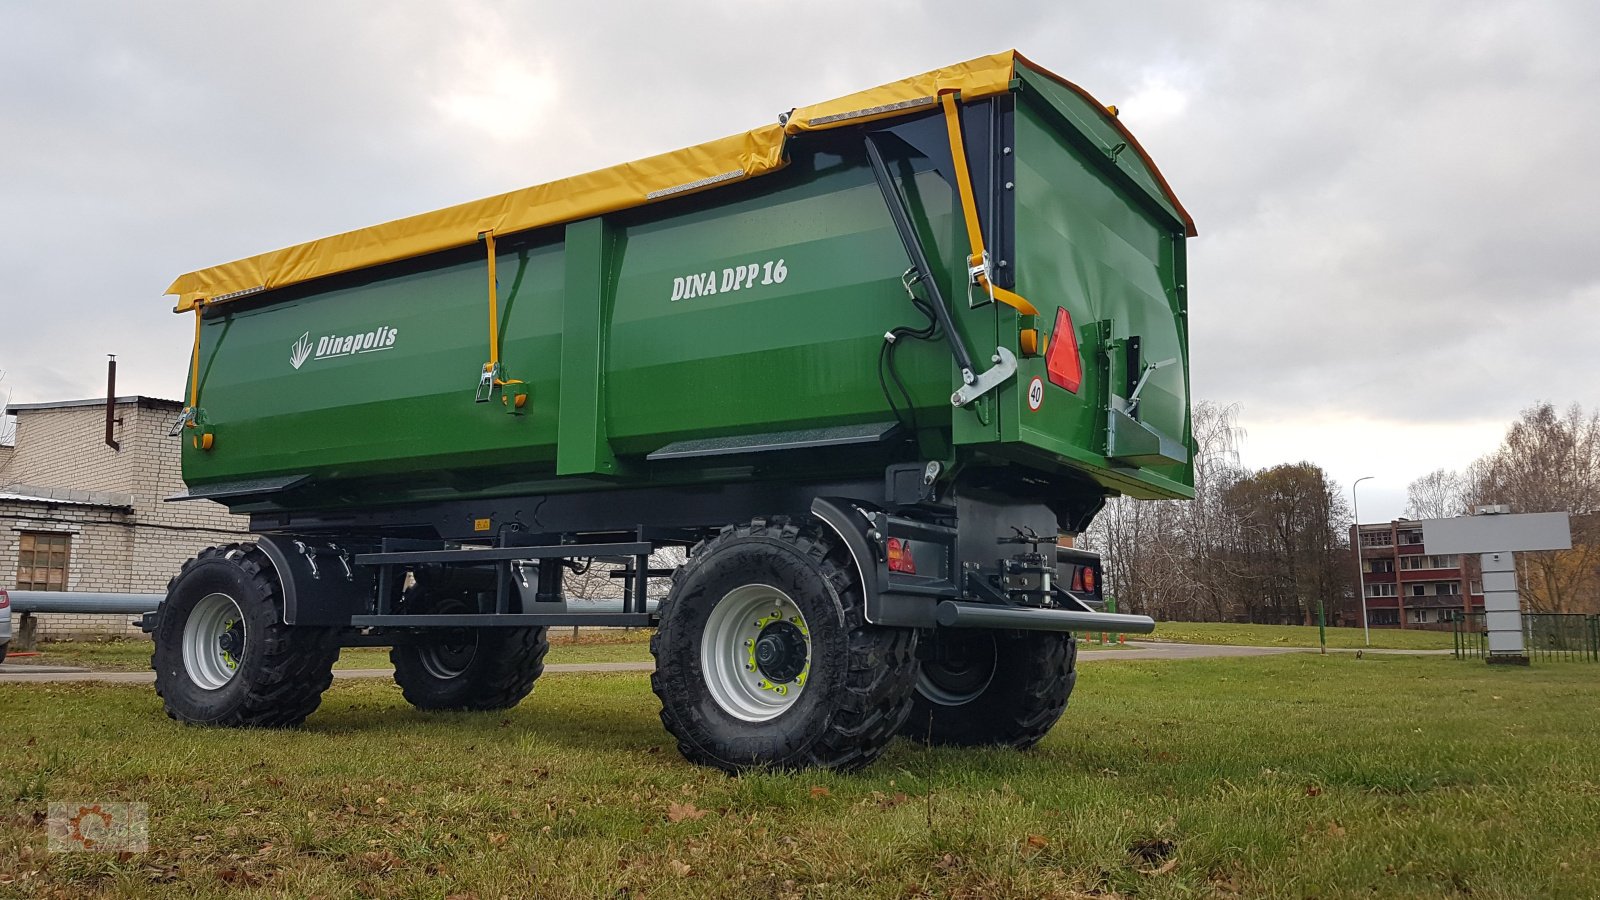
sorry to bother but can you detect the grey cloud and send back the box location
[1,0,1596,463]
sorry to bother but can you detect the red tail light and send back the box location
[1068,565,1098,593]
[886,538,917,575]
[0,589,8,608]
[1046,306,1081,393]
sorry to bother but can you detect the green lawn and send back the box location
[1146,621,1457,651]
[8,630,659,672]
[2,654,1596,897]
[12,629,1132,674]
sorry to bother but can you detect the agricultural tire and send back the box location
[390,585,548,711]
[651,516,919,772]
[152,543,338,727]
[901,628,1077,748]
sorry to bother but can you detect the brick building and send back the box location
[1350,520,1484,628]
[0,396,250,639]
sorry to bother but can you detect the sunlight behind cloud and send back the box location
[1118,71,1191,131]
[430,39,557,142]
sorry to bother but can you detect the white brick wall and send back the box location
[2,397,250,639]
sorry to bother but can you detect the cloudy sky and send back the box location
[3,1,1596,520]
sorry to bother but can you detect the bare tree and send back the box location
[561,546,687,601]
[1465,402,1600,613]
[1222,462,1352,625]
[1083,401,1253,621]
[0,368,16,448]
[1404,468,1465,520]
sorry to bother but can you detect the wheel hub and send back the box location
[700,585,812,722]
[916,631,998,706]
[754,621,807,683]
[182,593,247,691]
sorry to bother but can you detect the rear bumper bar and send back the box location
[934,600,1156,635]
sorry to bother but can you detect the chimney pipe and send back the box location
[105,355,120,451]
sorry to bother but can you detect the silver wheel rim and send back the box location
[183,592,246,691]
[916,633,997,706]
[418,640,476,679]
[700,584,811,722]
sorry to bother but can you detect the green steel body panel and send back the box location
[994,64,1195,500]
[181,80,1193,516]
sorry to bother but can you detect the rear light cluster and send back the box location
[0,589,9,609]
[886,538,917,575]
[1069,565,1098,594]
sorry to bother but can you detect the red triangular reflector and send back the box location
[1045,306,1081,393]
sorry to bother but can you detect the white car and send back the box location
[0,589,11,663]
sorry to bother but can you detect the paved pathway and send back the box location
[0,643,1451,684]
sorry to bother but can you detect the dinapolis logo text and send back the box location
[290,326,399,369]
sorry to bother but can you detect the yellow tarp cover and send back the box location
[167,51,1185,311]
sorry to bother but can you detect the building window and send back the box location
[1412,584,1427,597]
[1437,582,1461,596]
[1370,610,1399,626]
[1366,583,1397,598]
[1360,531,1393,547]
[1410,608,1430,624]
[16,531,71,590]
[1399,530,1425,545]
[1364,558,1395,574]
[1400,554,1460,570]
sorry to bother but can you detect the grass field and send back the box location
[6,629,661,672]
[2,654,1596,898]
[9,629,1140,673]
[1144,621,1457,651]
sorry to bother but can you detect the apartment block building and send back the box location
[1351,520,1484,627]
[0,395,250,639]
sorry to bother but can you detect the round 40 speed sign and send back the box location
[1027,376,1044,412]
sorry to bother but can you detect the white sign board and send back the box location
[1415,512,1571,664]
[1419,512,1572,555]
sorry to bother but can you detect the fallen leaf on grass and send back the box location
[809,786,831,798]
[488,832,508,845]
[1304,785,1323,797]
[1326,821,1347,839]
[1026,835,1049,849]
[668,859,692,877]
[666,802,707,823]
[358,850,401,872]
[216,867,263,886]
[1140,856,1180,877]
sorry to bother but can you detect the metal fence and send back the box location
[1453,612,1600,661]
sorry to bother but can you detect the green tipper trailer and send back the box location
[149,51,1194,771]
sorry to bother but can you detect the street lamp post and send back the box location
[1352,476,1374,647]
